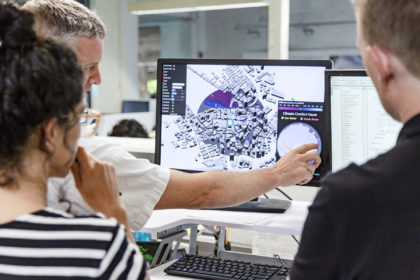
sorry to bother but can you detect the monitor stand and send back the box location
[205,198,291,213]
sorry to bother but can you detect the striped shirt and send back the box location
[0,207,146,280]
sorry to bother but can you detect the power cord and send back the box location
[291,234,300,246]
[273,254,288,268]
[275,187,293,201]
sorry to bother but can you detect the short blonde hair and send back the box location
[353,0,420,78]
[22,0,106,41]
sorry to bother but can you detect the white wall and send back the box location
[90,0,359,111]
[151,0,357,61]
[200,7,268,59]
[91,0,140,113]
[160,21,192,58]
[139,7,269,60]
[289,0,358,59]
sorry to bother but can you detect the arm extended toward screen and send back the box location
[155,143,320,210]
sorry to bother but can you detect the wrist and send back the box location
[267,164,288,187]
[104,204,135,244]
[103,203,128,222]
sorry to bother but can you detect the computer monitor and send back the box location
[122,100,150,113]
[155,59,332,187]
[326,70,402,172]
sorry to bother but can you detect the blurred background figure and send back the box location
[109,119,149,138]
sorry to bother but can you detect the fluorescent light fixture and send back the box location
[129,0,269,16]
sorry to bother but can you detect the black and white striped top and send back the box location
[0,207,146,279]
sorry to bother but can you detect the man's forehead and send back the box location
[72,36,103,65]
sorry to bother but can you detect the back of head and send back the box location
[354,0,420,78]
[22,0,106,42]
[0,1,83,185]
[109,119,149,138]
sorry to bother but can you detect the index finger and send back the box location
[303,151,322,168]
[74,146,91,170]
[294,143,319,154]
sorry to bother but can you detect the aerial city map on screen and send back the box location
[160,63,325,173]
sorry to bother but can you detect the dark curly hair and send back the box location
[109,119,149,138]
[0,2,83,186]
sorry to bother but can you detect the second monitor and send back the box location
[155,59,332,186]
[327,70,402,172]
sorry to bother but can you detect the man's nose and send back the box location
[91,69,101,85]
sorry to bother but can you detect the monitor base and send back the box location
[204,198,291,213]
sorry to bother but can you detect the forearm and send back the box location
[156,167,280,209]
[198,168,281,207]
[103,205,135,244]
[205,145,321,206]
[156,144,320,209]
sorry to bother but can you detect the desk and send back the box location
[96,111,156,135]
[140,201,309,269]
[144,201,309,279]
[142,201,310,236]
[94,136,155,154]
[93,136,155,162]
[147,256,291,280]
[148,260,181,280]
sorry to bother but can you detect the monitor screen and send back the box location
[155,59,332,186]
[122,100,150,113]
[327,70,402,172]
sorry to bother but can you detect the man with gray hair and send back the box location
[290,0,420,279]
[23,0,321,231]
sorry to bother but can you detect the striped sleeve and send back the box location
[0,208,146,280]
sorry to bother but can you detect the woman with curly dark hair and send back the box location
[0,2,146,279]
[109,119,150,138]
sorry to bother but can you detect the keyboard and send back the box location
[164,254,290,280]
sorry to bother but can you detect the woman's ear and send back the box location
[39,118,59,154]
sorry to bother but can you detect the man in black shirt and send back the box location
[290,1,420,279]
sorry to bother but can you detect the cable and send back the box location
[291,235,300,246]
[273,254,288,268]
[275,187,293,201]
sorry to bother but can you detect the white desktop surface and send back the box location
[94,136,155,154]
[148,260,180,280]
[141,201,310,236]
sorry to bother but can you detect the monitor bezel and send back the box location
[325,69,368,174]
[325,70,368,121]
[325,69,367,86]
[155,58,333,186]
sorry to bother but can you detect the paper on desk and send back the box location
[252,232,299,260]
[254,214,306,237]
[186,211,274,225]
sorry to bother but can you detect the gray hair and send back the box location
[22,0,106,42]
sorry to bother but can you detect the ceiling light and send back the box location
[129,0,269,16]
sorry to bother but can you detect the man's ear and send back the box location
[366,44,393,85]
[40,118,58,154]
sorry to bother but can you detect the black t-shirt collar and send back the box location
[397,113,420,143]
